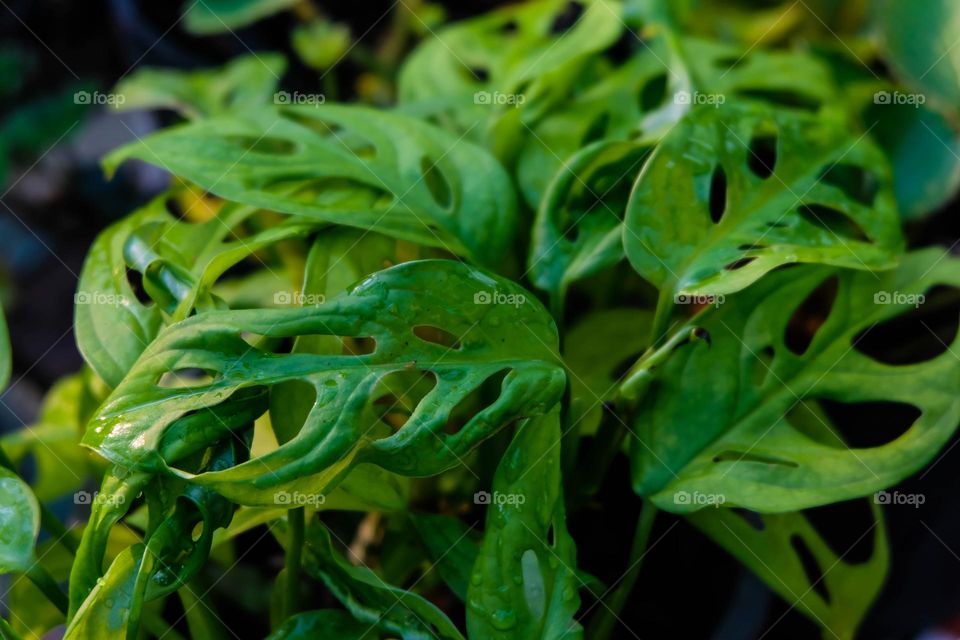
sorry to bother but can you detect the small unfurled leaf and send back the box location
[632,249,960,512]
[468,411,582,639]
[529,140,652,304]
[0,467,39,574]
[623,101,904,298]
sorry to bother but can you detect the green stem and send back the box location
[25,564,68,616]
[280,507,306,624]
[0,616,24,640]
[619,325,706,401]
[649,287,675,347]
[0,445,79,554]
[589,505,658,640]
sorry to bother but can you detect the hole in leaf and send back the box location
[819,164,878,206]
[581,111,610,146]
[191,521,204,542]
[738,243,766,251]
[790,535,830,603]
[639,73,668,112]
[853,285,960,365]
[750,345,775,386]
[714,55,746,70]
[736,88,820,112]
[817,399,921,448]
[603,29,638,65]
[223,136,296,155]
[732,508,765,531]
[470,67,490,83]
[272,177,392,210]
[341,336,377,356]
[241,333,295,354]
[712,451,799,467]
[279,111,376,158]
[746,132,777,179]
[709,165,727,223]
[270,379,317,444]
[803,501,876,564]
[164,197,188,222]
[124,267,152,305]
[784,275,838,356]
[372,369,438,432]
[500,19,518,34]
[158,368,218,389]
[413,325,462,350]
[797,204,869,242]
[443,368,511,435]
[724,257,755,271]
[421,157,453,209]
[550,1,584,34]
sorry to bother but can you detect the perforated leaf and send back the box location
[623,101,904,297]
[632,249,960,512]
[82,260,564,505]
[104,106,517,267]
[689,502,888,640]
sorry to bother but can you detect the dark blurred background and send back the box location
[2,1,960,638]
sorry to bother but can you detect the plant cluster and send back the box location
[1,1,960,639]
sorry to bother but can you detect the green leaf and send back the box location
[467,412,582,639]
[291,21,351,72]
[398,0,623,155]
[411,513,480,601]
[563,308,651,437]
[865,97,960,220]
[0,467,39,574]
[632,249,960,512]
[688,501,888,640]
[82,260,565,505]
[267,609,370,639]
[623,99,903,294]
[299,521,464,640]
[183,0,300,35]
[114,53,287,119]
[623,101,904,297]
[75,194,313,387]
[529,140,653,303]
[874,0,960,116]
[66,545,146,640]
[104,106,518,268]
[2,373,96,501]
